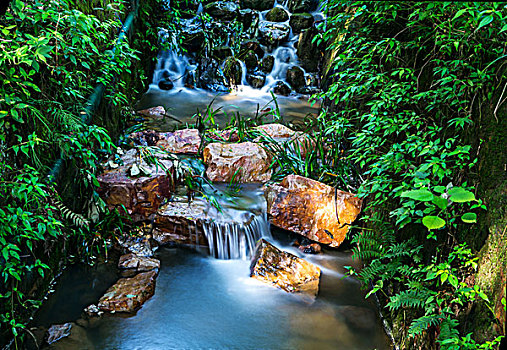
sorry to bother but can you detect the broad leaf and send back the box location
[401,189,433,202]
[448,187,475,202]
[422,216,446,230]
[461,212,477,223]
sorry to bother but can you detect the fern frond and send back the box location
[409,314,444,336]
[386,289,434,311]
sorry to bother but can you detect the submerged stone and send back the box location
[264,175,362,247]
[136,106,166,119]
[158,77,174,90]
[250,239,321,297]
[45,323,93,349]
[203,142,272,183]
[98,271,157,313]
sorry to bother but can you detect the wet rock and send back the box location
[83,304,103,318]
[153,199,208,246]
[45,323,94,350]
[117,235,154,257]
[250,239,321,297]
[157,129,201,154]
[289,13,314,34]
[288,0,319,13]
[223,57,243,86]
[240,0,275,11]
[265,174,362,247]
[98,271,157,313]
[213,46,233,60]
[180,17,205,52]
[158,77,174,90]
[299,86,321,95]
[254,123,315,157]
[197,57,229,92]
[299,243,322,254]
[260,55,275,74]
[205,1,239,20]
[243,49,258,71]
[272,81,291,96]
[286,66,306,92]
[258,21,290,46]
[266,7,289,22]
[118,253,160,272]
[297,27,322,72]
[240,40,264,59]
[239,9,255,29]
[203,142,272,183]
[97,149,174,220]
[248,74,266,89]
[136,106,165,119]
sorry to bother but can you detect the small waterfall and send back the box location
[202,212,271,260]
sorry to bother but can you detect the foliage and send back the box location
[315,1,507,348]
[0,0,153,346]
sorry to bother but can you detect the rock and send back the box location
[136,106,165,119]
[205,1,239,20]
[203,142,272,183]
[157,129,201,154]
[248,74,266,89]
[243,49,258,71]
[223,57,243,86]
[180,17,205,52]
[118,253,160,272]
[266,7,289,22]
[254,123,315,157]
[98,271,157,313]
[288,0,319,13]
[239,9,255,29]
[197,57,229,92]
[240,40,264,59]
[207,129,240,142]
[260,55,275,74]
[298,243,322,254]
[83,304,103,318]
[239,0,274,11]
[286,66,306,92]
[250,239,321,297]
[158,77,174,90]
[258,21,290,46]
[213,46,233,60]
[297,27,322,72]
[117,235,154,257]
[153,199,209,246]
[45,323,94,350]
[265,175,362,247]
[272,81,291,96]
[289,13,314,34]
[97,149,174,220]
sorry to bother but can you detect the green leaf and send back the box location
[478,15,494,30]
[422,216,446,230]
[461,212,477,223]
[448,187,476,202]
[401,189,433,202]
[452,9,467,20]
[432,196,448,210]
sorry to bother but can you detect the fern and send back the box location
[409,314,444,336]
[386,289,435,311]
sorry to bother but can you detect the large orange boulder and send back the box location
[250,239,321,297]
[97,270,157,313]
[203,142,272,183]
[97,149,174,220]
[265,174,362,247]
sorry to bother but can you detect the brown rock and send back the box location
[265,175,362,247]
[203,142,272,183]
[254,123,314,157]
[45,323,94,349]
[136,106,166,118]
[153,199,208,246]
[298,243,322,254]
[156,129,201,154]
[207,129,240,142]
[98,271,157,313]
[97,149,174,220]
[118,253,160,272]
[250,239,321,297]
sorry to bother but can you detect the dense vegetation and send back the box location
[308,2,506,349]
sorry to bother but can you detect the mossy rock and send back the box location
[266,7,289,22]
[239,0,275,11]
[289,13,314,33]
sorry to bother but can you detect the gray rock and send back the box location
[297,27,322,72]
[240,39,264,59]
[286,66,306,92]
[247,74,266,88]
[288,0,319,13]
[205,1,239,20]
[243,49,259,71]
[240,0,275,11]
[258,21,290,46]
[260,55,275,74]
[272,81,291,96]
[223,57,243,86]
